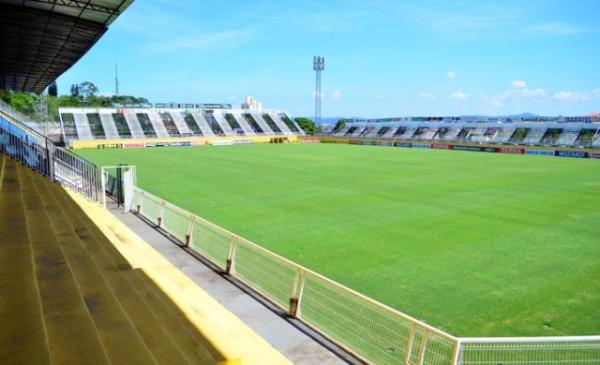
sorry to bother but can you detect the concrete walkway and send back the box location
[108,204,357,365]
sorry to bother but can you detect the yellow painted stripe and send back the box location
[67,190,292,365]
[71,135,299,149]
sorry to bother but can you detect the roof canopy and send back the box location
[0,0,133,94]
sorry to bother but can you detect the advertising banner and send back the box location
[555,150,589,158]
[432,143,452,150]
[394,142,413,148]
[481,147,497,153]
[123,142,145,149]
[525,149,555,156]
[497,147,524,154]
[453,145,482,152]
[412,143,432,149]
[592,153,600,159]
[97,143,123,149]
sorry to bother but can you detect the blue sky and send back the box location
[58,0,600,118]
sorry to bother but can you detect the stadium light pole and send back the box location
[313,56,325,125]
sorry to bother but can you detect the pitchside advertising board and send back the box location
[526,149,555,156]
[336,138,599,159]
[555,150,589,158]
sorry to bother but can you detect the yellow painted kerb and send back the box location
[66,189,292,365]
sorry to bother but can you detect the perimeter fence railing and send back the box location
[131,187,600,365]
[0,99,102,202]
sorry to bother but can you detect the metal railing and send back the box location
[132,187,458,365]
[0,100,102,202]
[131,187,600,365]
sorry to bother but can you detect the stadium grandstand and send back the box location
[2,1,600,365]
[327,117,600,148]
[56,105,304,145]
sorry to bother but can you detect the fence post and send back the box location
[185,215,195,247]
[417,329,431,365]
[289,269,306,318]
[225,236,238,275]
[138,190,144,214]
[452,339,462,365]
[158,200,166,227]
[404,322,417,365]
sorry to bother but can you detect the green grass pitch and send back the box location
[77,143,600,337]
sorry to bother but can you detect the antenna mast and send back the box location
[115,63,119,96]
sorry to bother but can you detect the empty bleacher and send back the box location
[256,113,281,135]
[555,129,581,146]
[242,114,266,134]
[521,128,546,145]
[575,129,598,147]
[56,107,303,142]
[492,128,516,143]
[0,153,290,364]
[541,128,563,145]
[509,128,529,143]
[413,127,438,140]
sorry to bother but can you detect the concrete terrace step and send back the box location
[0,157,50,364]
[17,164,111,364]
[0,152,291,365]
[28,171,159,364]
[46,176,215,364]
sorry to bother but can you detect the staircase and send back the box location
[0,153,289,364]
[99,113,120,139]
[123,113,146,138]
[190,112,216,136]
[73,113,93,140]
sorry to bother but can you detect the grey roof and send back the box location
[0,0,133,93]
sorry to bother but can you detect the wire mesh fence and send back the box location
[132,187,460,364]
[131,186,600,365]
[458,337,600,365]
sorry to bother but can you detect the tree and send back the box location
[78,81,98,99]
[10,93,38,116]
[48,81,58,97]
[295,117,316,134]
[333,118,347,132]
[70,84,80,98]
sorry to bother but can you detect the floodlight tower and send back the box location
[313,56,325,125]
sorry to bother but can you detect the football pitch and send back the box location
[77,143,600,337]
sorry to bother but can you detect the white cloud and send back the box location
[503,87,546,99]
[331,90,342,100]
[446,71,458,79]
[450,91,469,100]
[511,80,528,89]
[228,96,238,101]
[417,92,437,100]
[553,89,600,102]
